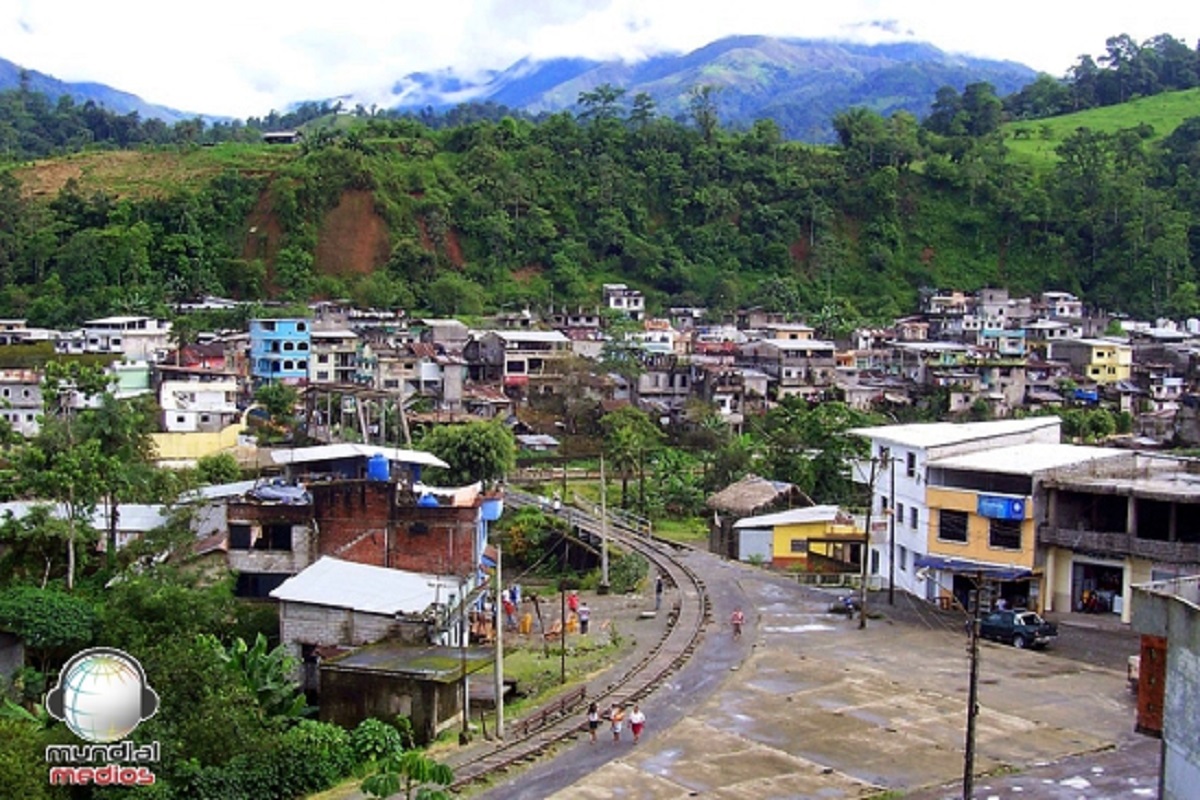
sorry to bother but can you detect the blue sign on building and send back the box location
[977,495,1025,520]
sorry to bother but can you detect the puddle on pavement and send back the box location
[640,748,684,775]
[762,623,837,633]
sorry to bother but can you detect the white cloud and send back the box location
[0,0,1196,118]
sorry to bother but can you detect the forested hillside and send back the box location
[0,47,1198,330]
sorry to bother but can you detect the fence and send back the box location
[510,685,588,738]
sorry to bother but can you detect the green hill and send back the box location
[1002,87,1200,170]
[2,99,1199,329]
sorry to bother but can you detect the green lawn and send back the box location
[652,517,708,545]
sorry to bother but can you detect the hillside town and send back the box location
[3,284,1200,797]
[3,284,1200,448]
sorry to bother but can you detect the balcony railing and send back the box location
[1039,525,1200,563]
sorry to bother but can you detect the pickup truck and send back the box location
[978,609,1058,649]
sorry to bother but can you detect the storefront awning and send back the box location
[915,554,1033,581]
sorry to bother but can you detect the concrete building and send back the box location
[603,283,645,321]
[850,418,1064,600]
[55,316,172,361]
[0,369,42,437]
[919,443,1123,613]
[463,330,572,398]
[270,555,460,652]
[309,328,359,385]
[250,318,312,385]
[157,371,240,433]
[737,337,837,399]
[732,505,859,570]
[1131,574,1200,799]
[1051,338,1133,385]
[1038,452,1200,623]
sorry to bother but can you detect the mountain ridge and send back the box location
[387,35,1038,141]
[0,57,208,124]
[0,35,1038,141]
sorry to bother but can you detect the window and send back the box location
[906,452,916,477]
[898,545,908,571]
[897,503,905,523]
[939,510,968,542]
[870,549,880,575]
[880,496,889,515]
[283,342,295,351]
[989,518,1022,550]
[229,524,252,549]
[255,524,293,551]
[910,507,918,529]
[790,539,805,553]
[175,415,186,424]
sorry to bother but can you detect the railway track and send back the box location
[446,490,712,791]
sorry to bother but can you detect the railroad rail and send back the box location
[446,489,712,790]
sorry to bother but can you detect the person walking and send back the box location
[609,703,624,742]
[568,590,580,615]
[628,703,646,744]
[730,607,745,639]
[586,701,600,744]
[503,596,517,631]
[654,575,664,611]
[578,602,591,635]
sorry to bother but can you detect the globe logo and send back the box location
[45,648,159,744]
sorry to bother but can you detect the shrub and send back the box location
[352,718,403,764]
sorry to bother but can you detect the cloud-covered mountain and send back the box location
[0,57,204,124]
[388,35,1039,142]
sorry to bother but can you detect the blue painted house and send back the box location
[250,319,312,385]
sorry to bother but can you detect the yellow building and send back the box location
[733,505,860,570]
[921,443,1124,613]
[1050,338,1132,385]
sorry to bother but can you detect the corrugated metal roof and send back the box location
[269,443,448,469]
[269,556,458,616]
[928,443,1124,476]
[0,502,169,532]
[182,480,261,501]
[734,505,846,528]
[849,418,1060,449]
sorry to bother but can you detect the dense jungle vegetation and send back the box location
[0,33,1198,328]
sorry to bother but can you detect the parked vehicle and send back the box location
[828,595,862,615]
[978,609,1058,649]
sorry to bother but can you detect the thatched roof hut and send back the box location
[707,474,804,515]
[706,475,809,558]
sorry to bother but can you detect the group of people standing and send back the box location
[587,701,646,744]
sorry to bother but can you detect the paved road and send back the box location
[472,549,1154,799]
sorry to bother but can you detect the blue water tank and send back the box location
[367,453,390,482]
[417,493,440,508]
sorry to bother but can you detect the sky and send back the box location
[0,0,1198,119]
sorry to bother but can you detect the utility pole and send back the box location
[963,572,984,799]
[459,576,470,745]
[599,455,610,594]
[493,544,504,739]
[888,453,897,606]
[559,583,567,684]
[858,457,877,630]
